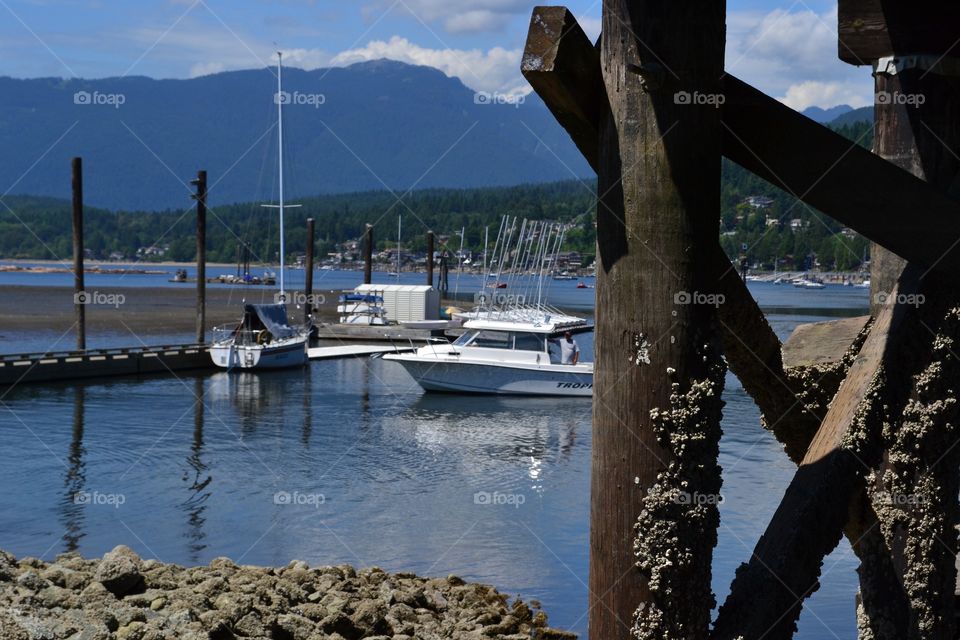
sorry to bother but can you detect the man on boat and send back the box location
[551,331,580,365]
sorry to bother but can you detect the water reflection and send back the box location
[182,376,211,563]
[61,386,86,552]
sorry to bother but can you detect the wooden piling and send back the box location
[305,217,315,322]
[591,3,726,639]
[192,171,207,344]
[71,157,85,351]
[363,223,373,285]
[426,231,435,286]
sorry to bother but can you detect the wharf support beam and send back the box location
[522,9,960,277]
[590,2,726,639]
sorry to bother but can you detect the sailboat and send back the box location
[209,52,310,370]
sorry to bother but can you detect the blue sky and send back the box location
[1,0,873,109]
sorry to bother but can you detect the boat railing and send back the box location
[211,326,263,346]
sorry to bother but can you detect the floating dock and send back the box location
[0,345,214,386]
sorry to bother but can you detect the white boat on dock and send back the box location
[384,311,592,396]
[209,51,308,371]
[210,304,309,369]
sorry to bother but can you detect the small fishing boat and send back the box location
[576,281,593,289]
[210,51,308,370]
[384,310,592,396]
[385,217,593,396]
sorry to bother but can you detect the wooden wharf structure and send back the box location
[521,2,960,639]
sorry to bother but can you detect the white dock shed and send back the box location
[353,284,440,323]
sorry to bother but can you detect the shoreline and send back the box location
[0,546,576,639]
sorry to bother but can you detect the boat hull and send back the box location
[209,337,308,370]
[385,356,593,396]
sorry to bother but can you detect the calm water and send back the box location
[0,281,868,638]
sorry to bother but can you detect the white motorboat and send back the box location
[209,51,308,370]
[386,216,595,396]
[384,310,593,396]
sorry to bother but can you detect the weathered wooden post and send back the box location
[439,252,449,294]
[591,3,726,639]
[305,218,315,322]
[838,5,960,637]
[71,157,85,351]
[191,170,207,344]
[363,223,373,285]
[426,231,435,286]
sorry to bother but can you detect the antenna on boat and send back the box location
[263,50,301,304]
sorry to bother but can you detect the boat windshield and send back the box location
[454,330,547,352]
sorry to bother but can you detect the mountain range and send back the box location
[0,60,591,211]
[0,60,875,211]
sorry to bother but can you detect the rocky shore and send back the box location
[0,546,576,640]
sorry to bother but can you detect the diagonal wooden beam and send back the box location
[721,76,960,275]
[522,6,603,173]
[711,271,917,639]
[522,8,960,276]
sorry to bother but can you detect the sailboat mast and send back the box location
[397,215,401,275]
[277,51,286,298]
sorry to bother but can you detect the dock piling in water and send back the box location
[71,157,85,351]
[305,217,315,322]
[426,231,435,286]
[363,223,373,284]
[192,170,207,344]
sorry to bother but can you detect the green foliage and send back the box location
[0,123,873,272]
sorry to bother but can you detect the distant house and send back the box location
[840,227,857,238]
[789,218,806,231]
[108,251,125,261]
[744,195,775,209]
[765,218,780,228]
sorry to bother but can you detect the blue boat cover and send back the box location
[338,293,384,304]
[245,303,298,339]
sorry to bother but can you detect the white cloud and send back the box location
[331,36,528,96]
[726,3,873,110]
[778,80,871,111]
[367,0,530,33]
[189,61,226,78]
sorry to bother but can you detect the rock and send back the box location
[350,600,391,636]
[16,570,49,591]
[318,611,360,639]
[115,620,145,640]
[38,585,75,609]
[0,551,574,640]
[94,546,144,597]
[275,613,316,640]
